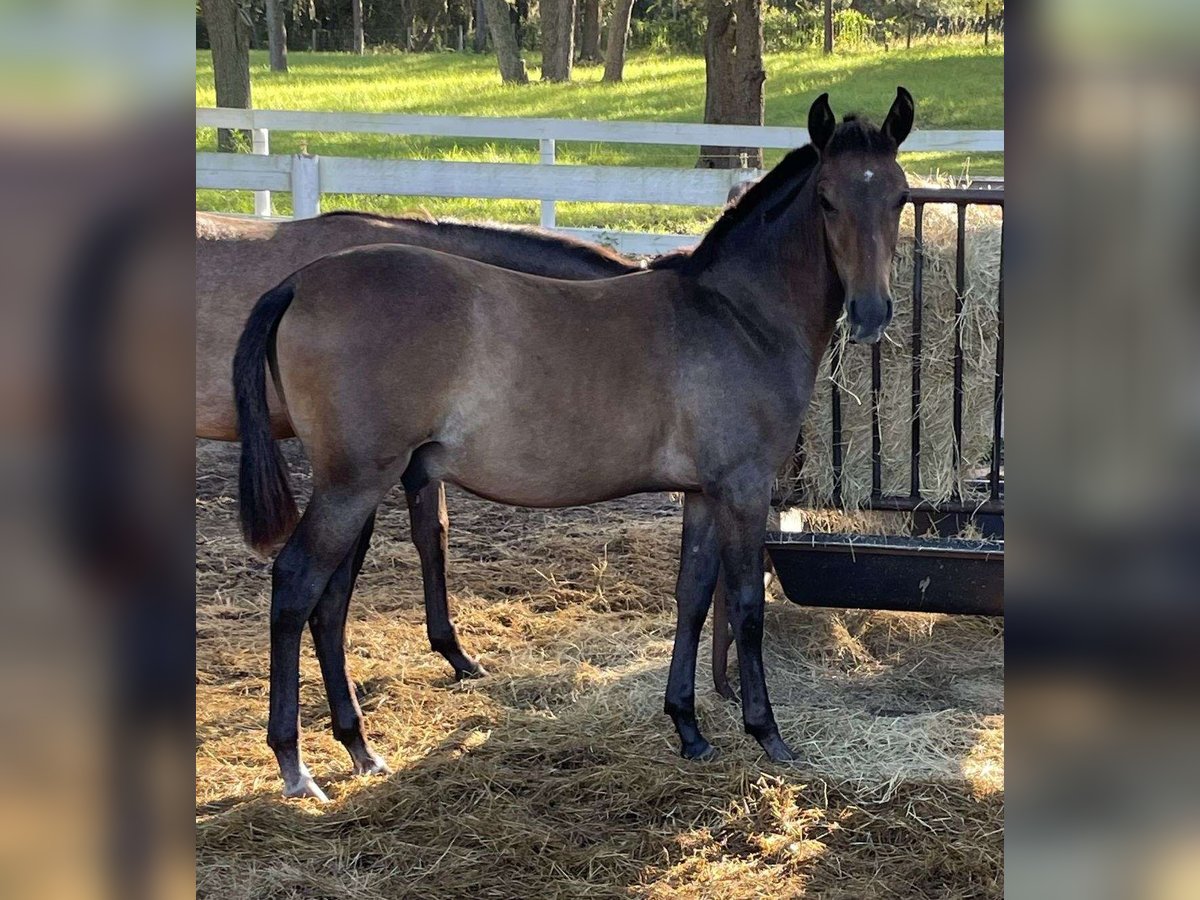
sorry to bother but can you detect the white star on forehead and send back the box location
[863,170,874,181]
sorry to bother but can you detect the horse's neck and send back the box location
[702,182,843,350]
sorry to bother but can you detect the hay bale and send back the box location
[781,184,1003,510]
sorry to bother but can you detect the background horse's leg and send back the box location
[715,487,796,763]
[711,574,736,701]
[665,493,722,760]
[406,480,487,679]
[309,511,390,777]
[269,488,382,800]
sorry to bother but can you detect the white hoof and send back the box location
[283,774,329,802]
[353,755,391,777]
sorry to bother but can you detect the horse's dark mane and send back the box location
[650,145,819,275]
[313,210,635,265]
[650,114,897,276]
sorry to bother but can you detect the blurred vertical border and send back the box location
[1006,1,1200,897]
[0,1,195,898]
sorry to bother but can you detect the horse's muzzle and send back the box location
[847,296,893,344]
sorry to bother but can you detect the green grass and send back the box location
[196,42,1002,231]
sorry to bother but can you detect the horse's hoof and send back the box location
[455,661,488,680]
[714,680,739,703]
[757,731,798,764]
[352,755,391,777]
[681,739,720,762]
[283,775,329,802]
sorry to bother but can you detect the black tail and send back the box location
[233,281,299,555]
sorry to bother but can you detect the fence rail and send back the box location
[197,107,1003,254]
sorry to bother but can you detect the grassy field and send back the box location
[196,42,1002,232]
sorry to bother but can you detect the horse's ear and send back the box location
[882,86,914,148]
[807,93,836,153]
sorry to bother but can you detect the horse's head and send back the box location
[808,88,914,344]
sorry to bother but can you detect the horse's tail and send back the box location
[233,280,299,556]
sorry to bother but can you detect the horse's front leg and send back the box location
[715,482,796,763]
[665,493,722,759]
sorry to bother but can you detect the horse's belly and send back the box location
[435,431,697,508]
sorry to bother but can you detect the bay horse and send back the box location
[235,89,914,799]
[201,206,744,697]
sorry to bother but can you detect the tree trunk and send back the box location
[602,0,636,82]
[474,0,489,51]
[579,0,602,61]
[351,0,365,53]
[731,0,765,168]
[823,0,832,54]
[265,0,288,71]
[541,0,575,81]
[199,0,252,152]
[983,3,990,46]
[905,16,912,49]
[481,0,530,83]
[698,0,763,169]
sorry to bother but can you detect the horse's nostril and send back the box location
[849,299,859,321]
[886,298,894,319]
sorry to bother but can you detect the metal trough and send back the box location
[765,532,1004,617]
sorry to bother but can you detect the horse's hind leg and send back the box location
[406,480,487,679]
[268,487,383,801]
[309,511,391,778]
[711,574,737,701]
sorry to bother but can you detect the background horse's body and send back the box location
[196,210,640,440]
[235,90,915,799]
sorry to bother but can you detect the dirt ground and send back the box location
[196,439,1003,899]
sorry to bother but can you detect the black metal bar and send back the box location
[831,339,843,507]
[990,215,1005,502]
[910,186,1004,205]
[861,495,1006,515]
[910,201,925,500]
[952,203,966,499]
[871,342,882,500]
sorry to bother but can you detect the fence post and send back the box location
[292,153,321,219]
[252,127,271,217]
[539,138,556,229]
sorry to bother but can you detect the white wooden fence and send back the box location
[196,107,1003,254]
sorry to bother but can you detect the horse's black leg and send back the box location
[715,485,795,763]
[711,574,737,701]
[665,493,722,760]
[309,511,390,777]
[268,489,380,800]
[406,480,487,680]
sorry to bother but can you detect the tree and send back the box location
[480,0,530,83]
[265,0,287,72]
[697,0,765,169]
[473,0,489,51]
[199,0,252,152]
[579,0,603,62]
[351,0,365,53]
[823,0,833,53]
[602,0,636,82]
[541,0,576,81]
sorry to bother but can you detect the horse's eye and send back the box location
[819,195,837,214]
